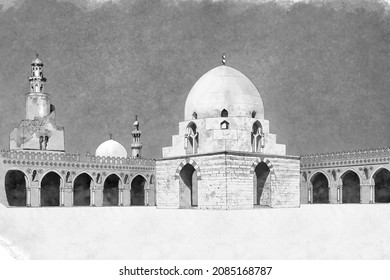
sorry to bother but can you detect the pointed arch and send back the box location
[372,167,390,203]
[253,162,271,206]
[103,173,121,206]
[250,157,274,175]
[221,109,228,117]
[186,122,198,155]
[5,169,28,206]
[130,174,148,206]
[340,170,360,203]
[174,158,202,180]
[220,120,229,130]
[40,171,63,207]
[310,172,330,204]
[73,173,93,206]
[251,121,263,152]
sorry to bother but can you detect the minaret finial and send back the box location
[222,53,226,66]
[36,53,39,58]
[109,132,112,139]
[135,115,138,121]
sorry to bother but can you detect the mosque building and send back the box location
[0,55,156,208]
[155,55,300,209]
[0,54,389,209]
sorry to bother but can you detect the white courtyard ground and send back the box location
[0,204,390,259]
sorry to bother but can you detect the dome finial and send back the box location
[222,53,226,66]
[109,132,112,139]
[36,53,39,59]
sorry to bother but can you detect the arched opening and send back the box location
[186,122,198,155]
[179,164,198,208]
[220,120,229,130]
[251,121,263,152]
[221,109,228,117]
[41,172,61,206]
[131,175,146,206]
[374,169,390,203]
[342,171,360,203]
[192,111,197,119]
[311,173,329,203]
[103,174,120,206]
[73,173,92,206]
[251,111,256,118]
[5,170,27,206]
[253,162,270,206]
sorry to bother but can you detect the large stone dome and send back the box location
[184,65,264,120]
[95,139,128,158]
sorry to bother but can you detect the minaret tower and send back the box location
[26,54,51,120]
[131,115,142,158]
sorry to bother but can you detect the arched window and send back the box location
[220,120,229,130]
[185,122,198,155]
[221,109,228,117]
[251,111,256,118]
[251,121,264,152]
[192,111,198,119]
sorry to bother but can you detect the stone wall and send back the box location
[156,151,300,210]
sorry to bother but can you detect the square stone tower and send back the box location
[156,56,300,210]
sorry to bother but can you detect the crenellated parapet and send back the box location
[301,147,390,168]
[1,150,155,171]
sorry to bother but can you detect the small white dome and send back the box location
[184,65,264,120]
[95,139,127,158]
[31,57,43,65]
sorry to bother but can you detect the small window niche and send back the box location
[221,109,228,117]
[220,120,229,130]
[192,111,198,119]
[251,111,257,118]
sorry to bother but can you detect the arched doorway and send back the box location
[73,173,93,206]
[131,175,146,206]
[5,170,27,206]
[41,172,61,206]
[342,171,360,203]
[374,169,390,203]
[103,174,120,206]
[253,162,270,206]
[311,173,329,203]
[179,164,198,208]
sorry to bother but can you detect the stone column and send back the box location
[119,188,124,206]
[360,184,371,204]
[62,183,73,207]
[371,184,375,204]
[30,181,40,207]
[337,185,342,203]
[329,184,338,204]
[94,184,103,206]
[307,188,312,204]
[26,186,31,207]
[122,185,131,206]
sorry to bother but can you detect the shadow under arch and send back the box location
[103,173,121,206]
[340,170,360,204]
[40,171,63,207]
[131,174,147,206]
[372,167,390,203]
[309,172,330,204]
[73,173,94,206]
[5,169,28,207]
